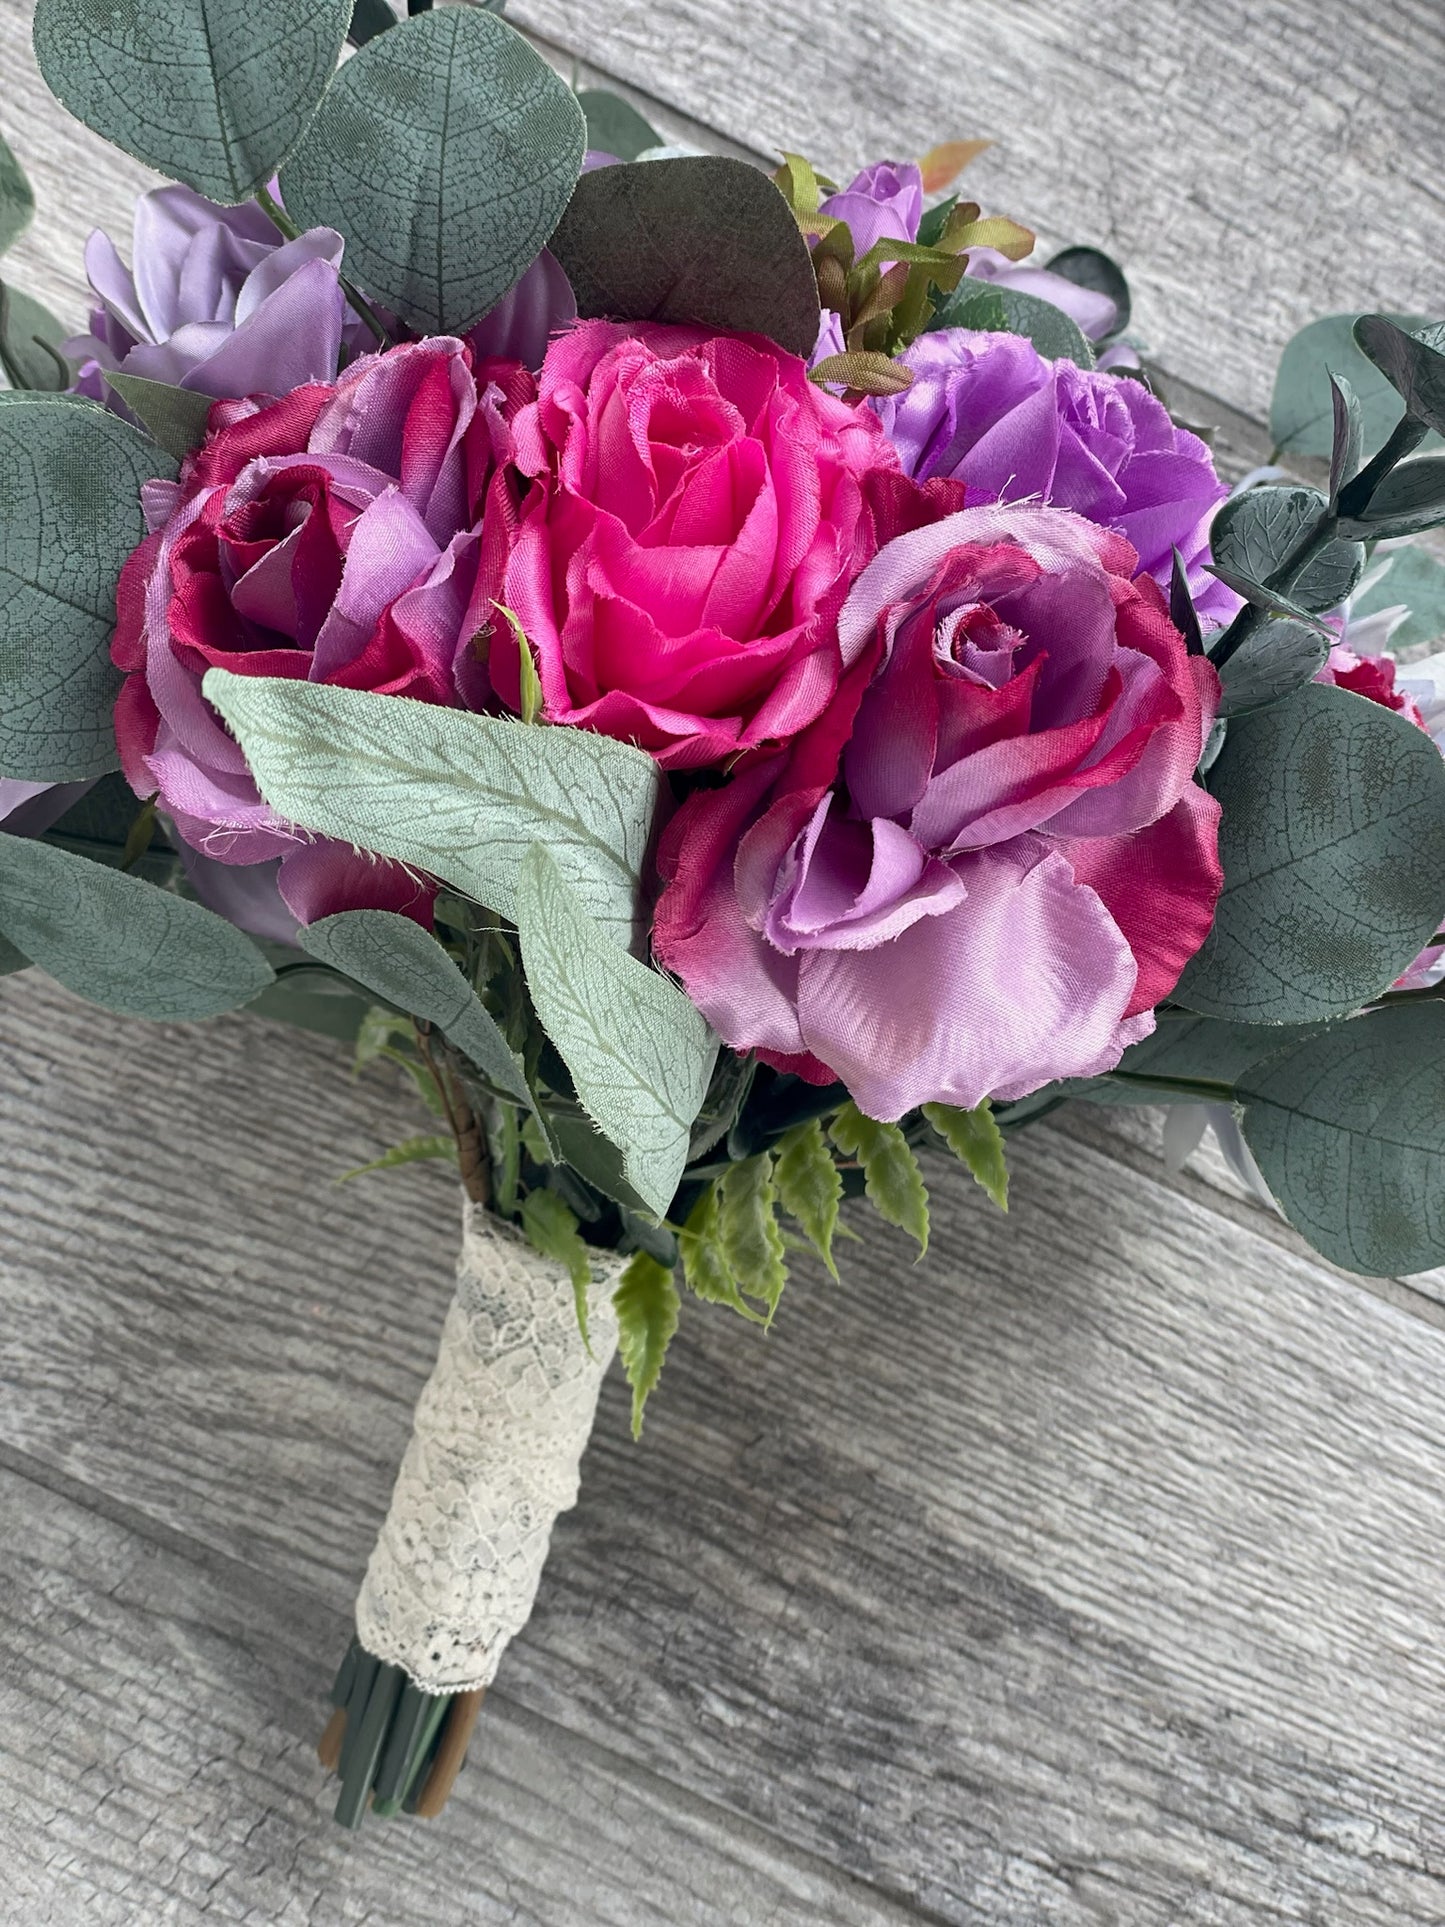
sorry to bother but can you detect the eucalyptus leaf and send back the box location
[577,88,661,162]
[1350,546,1445,653]
[612,1249,680,1438]
[1204,563,1333,635]
[1215,615,1328,717]
[1339,454,1445,541]
[1353,316,1445,439]
[32,0,352,204]
[929,282,1095,367]
[1238,1006,1445,1275]
[1,394,174,780]
[282,6,584,334]
[201,671,664,950]
[548,156,822,359]
[1328,373,1363,508]
[1269,312,1436,461]
[0,283,70,393]
[0,132,34,258]
[1044,245,1130,335]
[104,371,213,461]
[297,909,532,1109]
[0,830,273,1018]
[1210,484,1363,614]
[514,843,717,1220]
[1175,682,1445,1023]
[1111,1009,1327,1089]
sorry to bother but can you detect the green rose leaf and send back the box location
[0,830,273,1019]
[297,909,532,1111]
[32,0,351,204]
[1044,244,1131,335]
[773,1118,842,1278]
[612,1248,680,1439]
[1210,484,1364,615]
[1175,682,1445,1023]
[577,88,661,163]
[0,283,71,393]
[929,282,1095,368]
[829,1103,929,1255]
[1353,316,1445,439]
[548,156,822,360]
[1,394,175,781]
[1238,1006,1445,1276]
[515,843,718,1220]
[201,672,664,951]
[1215,615,1328,718]
[922,1100,1009,1211]
[104,371,213,461]
[1270,312,1438,461]
[282,6,584,335]
[0,132,35,258]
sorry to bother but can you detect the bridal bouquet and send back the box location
[5,0,1445,1828]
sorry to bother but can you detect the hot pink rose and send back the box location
[497,320,903,768]
[113,337,533,923]
[655,502,1224,1119]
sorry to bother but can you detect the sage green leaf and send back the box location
[829,1103,929,1255]
[0,132,34,258]
[1210,484,1363,614]
[612,1249,680,1438]
[1340,454,1445,541]
[0,830,273,1019]
[104,371,213,461]
[1238,1006,1445,1275]
[548,156,822,359]
[1270,312,1436,461]
[339,1132,455,1184]
[677,1181,765,1323]
[1354,316,1445,439]
[577,88,660,162]
[0,283,70,393]
[1204,564,1333,635]
[1328,373,1363,508]
[1349,545,1445,654]
[514,843,718,1219]
[298,909,531,1109]
[1,394,174,780]
[0,931,29,976]
[282,7,584,334]
[772,1119,841,1277]
[922,1100,1008,1211]
[1045,244,1130,334]
[1112,1010,1327,1093]
[1215,615,1328,718]
[201,672,663,950]
[930,282,1094,367]
[546,1112,653,1216]
[246,967,371,1045]
[719,1153,787,1318]
[519,1189,595,1352]
[1176,682,1445,1023]
[32,0,352,204]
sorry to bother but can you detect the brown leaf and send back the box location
[918,139,991,193]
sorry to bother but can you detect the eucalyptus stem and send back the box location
[1106,1069,1237,1102]
[253,184,392,350]
[1209,512,1341,670]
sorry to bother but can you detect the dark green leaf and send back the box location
[1111,1009,1327,1090]
[829,1103,929,1254]
[612,1249,679,1438]
[772,1118,842,1277]
[1270,312,1437,461]
[32,0,351,203]
[1328,373,1363,508]
[0,394,175,780]
[922,1100,1008,1210]
[0,132,34,257]
[0,931,29,976]
[0,830,273,1019]
[545,1112,654,1217]
[930,282,1094,367]
[0,283,70,392]
[577,88,660,162]
[1210,484,1363,614]
[915,194,958,249]
[339,1132,455,1183]
[1044,244,1130,335]
[719,1152,787,1318]
[1353,316,1445,439]
[1339,454,1445,541]
[246,967,372,1045]
[347,0,397,46]
[1169,548,1204,656]
[548,156,822,360]
[104,371,213,461]
[1176,682,1445,1023]
[282,7,584,334]
[1238,1006,1445,1275]
[1215,615,1328,718]
[519,1189,595,1352]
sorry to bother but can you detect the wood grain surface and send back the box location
[2,1,1445,1922]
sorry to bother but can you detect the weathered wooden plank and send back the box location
[4,975,1445,1923]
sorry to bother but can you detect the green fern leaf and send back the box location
[829,1103,929,1254]
[719,1153,787,1321]
[773,1118,842,1278]
[520,1189,595,1354]
[613,1250,680,1439]
[923,1100,1009,1210]
[337,1133,456,1183]
[678,1182,766,1324]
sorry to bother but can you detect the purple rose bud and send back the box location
[819,160,924,262]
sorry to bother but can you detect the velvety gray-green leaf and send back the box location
[104,371,213,460]
[1354,316,1445,439]
[1238,1006,1445,1275]
[0,830,273,1018]
[201,671,663,950]
[577,88,660,162]
[0,132,34,258]
[32,0,352,203]
[297,909,531,1108]
[1176,682,1445,1023]
[0,283,70,393]
[612,1249,680,1439]
[1270,312,1437,461]
[1215,615,1328,717]
[282,7,584,334]
[1,394,174,780]
[1210,484,1363,614]
[548,156,821,359]
[0,930,30,976]
[1350,545,1445,653]
[515,843,717,1219]
[930,281,1094,367]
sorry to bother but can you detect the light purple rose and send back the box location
[818,160,924,260]
[961,246,1121,342]
[873,329,1240,626]
[66,184,349,405]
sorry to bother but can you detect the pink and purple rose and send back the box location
[655,501,1223,1119]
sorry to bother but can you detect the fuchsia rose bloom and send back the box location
[655,502,1223,1119]
[113,337,532,923]
[498,320,902,768]
[1316,641,1426,726]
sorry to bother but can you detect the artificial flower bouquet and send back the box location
[4,0,1445,1829]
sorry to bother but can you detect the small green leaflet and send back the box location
[202,671,664,951]
[1269,312,1438,461]
[1,394,175,780]
[677,1182,765,1323]
[494,604,544,724]
[612,1249,680,1439]
[0,132,34,257]
[923,1101,1008,1211]
[104,371,213,461]
[1353,316,1445,440]
[829,1103,929,1255]
[298,909,532,1111]
[339,1133,455,1184]
[1209,484,1363,615]
[33,0,352,204]
[719,1154,787,1320]
[282,7,585,333]
[514,843,718,1219]
[577,88,661,162]
[772,1119,841,1277]
[0,831,273,1020]
[1214,615,1327,719]
[519,1190,596,1355]
[0,284,70,393]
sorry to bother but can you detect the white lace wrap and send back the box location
[355,1201,620,1693]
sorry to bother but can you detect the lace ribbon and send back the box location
[355,1200,620,1693]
